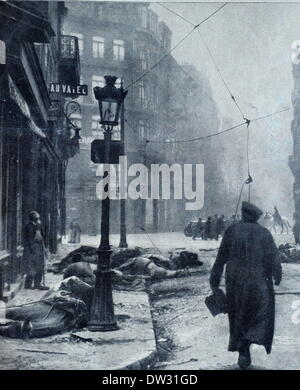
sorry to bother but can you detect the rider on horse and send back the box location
[273,206,283,226]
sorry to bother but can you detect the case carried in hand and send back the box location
[205,289,228,317]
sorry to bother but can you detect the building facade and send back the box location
[0,0,80,300]
[289,57,300,226]
[64,1,220,236]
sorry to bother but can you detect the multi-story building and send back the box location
[0,0,80,300]
[64,1,173,235]
[64,1,220,236]
[289,53,300,226]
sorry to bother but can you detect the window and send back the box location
[150,84,157,109]
[92,36,105,58]
[70,32,83,55]
[113,39,124,61]
[138,120,145,140]
[149,12,158,35]
[140,49,148,70]
[138,81,145,100]
[141,7,148,28]
[96,4,103,20]
[138,120,150,141]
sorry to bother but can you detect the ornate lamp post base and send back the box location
[119,226,128,248]
[118,241,128,249]
[88,249,119,332]
[88,323,119,332]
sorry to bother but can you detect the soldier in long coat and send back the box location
[210,201,282,369]
[23,211,49,290]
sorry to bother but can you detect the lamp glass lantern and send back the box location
[94,75,127,127]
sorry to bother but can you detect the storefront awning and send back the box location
[8,74,46,139]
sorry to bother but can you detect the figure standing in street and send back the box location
[204,216,212,240]
[212,214,219,240]
[23,211,49,290]
[216,214,225,240]
[192,217,203,240]
[210,201,282,369]
[69,219,81,243]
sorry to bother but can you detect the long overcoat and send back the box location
[23,221,46,276]
[210,221,282,353]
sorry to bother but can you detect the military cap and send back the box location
[241,201,263,219]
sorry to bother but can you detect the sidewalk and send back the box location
[0,270,157,370]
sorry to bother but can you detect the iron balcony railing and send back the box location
[58,35,80,86]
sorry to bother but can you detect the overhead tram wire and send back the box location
[154,3,290,206]
[136,108,289,145]
[158,2,196,27]
[127,3,289,209]
[157,4,252,205]
[196,30,247,122]
[157,2,247,122]
[197,26,251,203]
[125,3,227,90]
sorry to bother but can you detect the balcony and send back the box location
[58,35,80,86]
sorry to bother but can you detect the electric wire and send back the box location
[157,2,246,121]
[125,108,289,145]
[125,3,227,90]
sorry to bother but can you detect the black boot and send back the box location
[238,342,251,369]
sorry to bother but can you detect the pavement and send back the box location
[0,247,156,370]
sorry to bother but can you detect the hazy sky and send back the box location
[150,2,298,217]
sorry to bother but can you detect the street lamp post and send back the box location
[88,75,127,332]
[119,97,128,248]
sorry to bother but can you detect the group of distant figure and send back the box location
[188,214,230,241]
[187,206,294,242]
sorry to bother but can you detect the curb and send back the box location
[108,350,157,371]
[108,292,158,370]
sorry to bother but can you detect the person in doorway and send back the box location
[210,201,282,369]
[23,211,49,290]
